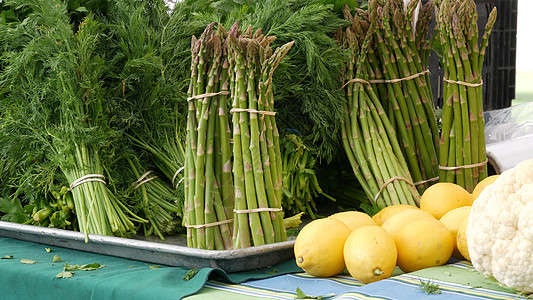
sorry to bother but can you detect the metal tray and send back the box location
[0,221,295,273]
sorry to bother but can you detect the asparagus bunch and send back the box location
[185,24,234,250]
[227,23,293,248]
[337,9,420,209]
[434,0,496,191]
[281,134,335,219]
[184,23,293,249]
[366,0,440,193]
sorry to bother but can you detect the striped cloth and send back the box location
[188,261,528,300]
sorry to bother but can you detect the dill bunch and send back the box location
[0,0,146,240]
[101,0,193,187]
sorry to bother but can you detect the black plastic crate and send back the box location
[427,0,517,111]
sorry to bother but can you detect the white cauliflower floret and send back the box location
[467,159,533,293]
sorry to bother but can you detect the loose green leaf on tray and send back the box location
[283,212,304,229]
[55,262,106,278]
[56,271,74,279]
[266,268,278,275]
[64,263,106,271]
[183,269,198,281]
[20,259,37,264]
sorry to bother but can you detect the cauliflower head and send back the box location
[467,158,533,293]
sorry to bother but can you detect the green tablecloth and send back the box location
[0,237,300,300]
[0,236,528,300]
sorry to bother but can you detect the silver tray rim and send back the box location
[0,220,296,273]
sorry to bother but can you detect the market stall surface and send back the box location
[0,237,526,300]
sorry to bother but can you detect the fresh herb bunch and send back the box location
[0,0,196,239]
[123,155,183,240]
[0,0,146,241]
[83,0,195,238]
[281,134,335,219]
[101,0,191,186]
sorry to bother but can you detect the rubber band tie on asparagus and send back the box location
[233,207,283,214]
[70,174,106,191]
[184,219,234,229]
[186,91,230,101]
[172,166,185,188]
[443,78,483,87]
[229,108,277,116]
[413,176,440,186]
[343,69,430,88]
[439,158,489,171]
[133,171,158,189]
[373,176,416,203]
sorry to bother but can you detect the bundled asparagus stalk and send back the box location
[366,0,440,193]
[434,0,496,191]
[337,10,420,209]
[185,23,234,250]
[227,23,293,249]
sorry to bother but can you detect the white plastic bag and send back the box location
[484,102,533,173]
[484,102,533,144]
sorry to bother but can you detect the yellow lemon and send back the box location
[456,218,470,261]
[344,225,397,283]
[420,182,472,219]
[294,218,351,277]
[371,204,418,226]
[440,206,472,259]
[395,218,454,273]
[328,210,376,231]
[381,208,436,239]
[470,175,499,203]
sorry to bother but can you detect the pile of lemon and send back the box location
[293,175,499,283]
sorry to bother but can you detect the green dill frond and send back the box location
[418,279,442,295]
